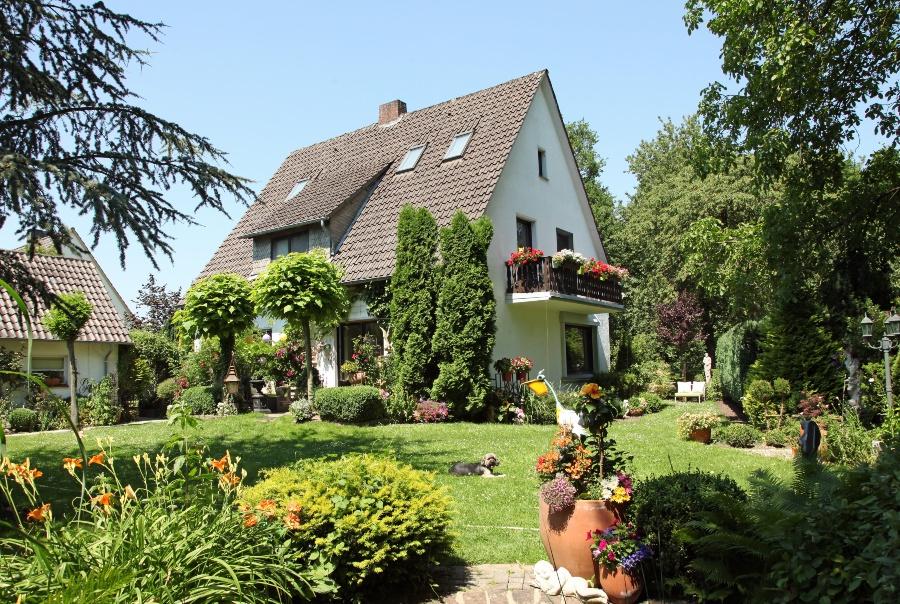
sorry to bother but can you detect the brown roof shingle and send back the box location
[199,70,546,283]
[0,253,131,344]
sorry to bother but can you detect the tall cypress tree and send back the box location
[431,212,496,416]
[389,205,438,396]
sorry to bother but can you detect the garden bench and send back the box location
[675,381,706,402]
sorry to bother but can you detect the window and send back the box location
[285,179,309,201]
[397,145,426,172]
[443,131,473,160]
[338,321,385,369]
[271,231,309,259]
[538,148,548,179]
[556,229,573,251]
[33,357,66,385]
[516,218,534,249]
[565,325,595,376]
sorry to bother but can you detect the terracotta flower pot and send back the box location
[45,376,62,387]
[595,563,642,604]
[516,370,528,382]
[502,371,513,383]
[538,497,621,580]
[690,427,711,444]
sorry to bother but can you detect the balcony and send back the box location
[505,256,623,311]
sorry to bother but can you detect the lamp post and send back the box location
[223,353,241,410]
[860,309,900,422]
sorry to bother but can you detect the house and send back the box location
[198,70,622,387]
[0,229,132,405]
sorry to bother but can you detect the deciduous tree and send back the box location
[656,291,706,380]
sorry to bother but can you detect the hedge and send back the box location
[715,321,760,404]
[314,386,385,423]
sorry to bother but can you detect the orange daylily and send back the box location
[123,485,137,500]
[580,383,603,399]
[243,513,259,528]
[6,459,42,483]
[256,499,277,517]
[210,454,229,473]
[26,503,51,523]
[286,500,302,514]
[88,452,106,466]
[283,512,301,530]
[92,492,114,507]
[219,472,240,488]
[63,457,83,473]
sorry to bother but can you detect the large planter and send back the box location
[538,497,621,580]
[594,563,642,604]
[690,427,712,444]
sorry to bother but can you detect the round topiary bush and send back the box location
[155,377,180,405]
[8,407,39,433]
[238,454,453,599]
[764,427,789,447]
[715,422,761,448]
[633,471,747,600]
[314,385,385,423]
[179,385,216,415]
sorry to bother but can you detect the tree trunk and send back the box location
[302,318,314,402]
[67,339,78,429]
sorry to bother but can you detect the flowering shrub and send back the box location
[413,399,450,423]
[238,454,453,599]
[551,249,588,268]
[509,355,533,373]
[579,258,629,281]
[588,471,634,504]
[540,474,577,512]
[506,247,544,266]
[589,521,652,572]
[289,398,316,422]
[216,399,238,416]
[676,411,721,439]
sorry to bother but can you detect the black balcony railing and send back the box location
[505,256,623,305]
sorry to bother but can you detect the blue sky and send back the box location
[3,2,880,306]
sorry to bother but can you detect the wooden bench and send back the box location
[675,381,706,402]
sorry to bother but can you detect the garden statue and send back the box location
[532,561,608,603]
[703,352,712,384]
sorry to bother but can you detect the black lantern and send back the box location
[223,353,240,396]
[886,311,900,338]
[860,314,874,339]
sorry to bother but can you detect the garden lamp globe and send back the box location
[224,354,240,396]
[886,311,900,338]
[262,331,272,344]
[860,314,874,339]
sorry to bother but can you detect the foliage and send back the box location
[714,423,761,448]
[130,328,182,382]
[656,291,706,379]
[493,357,512,374]
[155,377,180,405]
[521,390,555,424]
[742,378,775,429]
[629,392,664,416]
[676,412,721,439]
[385,389,417,423]
[178,385,216,416]
[685,0,900,185]
[43,291,92,341]
[708,367,722,401]
[0,347,24,398]
[412,400,449,423]
[252,251,348,401]
[0,396,10,426]
[216,399,238,416]
[83,375,121,426]
[590,521,651,572]
[680,449,900,602]
[0,444,331,602]
[289,399,315,423]
[821,410,877,466]
[117,350,155,413]
[178,339,219,389]
[181,273,255,384]
[348,334,383,387]
[314,386,385,424]
[129,275,182,331]
[431,212,496,416]
[238,454,453,599]
[566,119,621,255]
[7,407,37,432]
[0,0,252,305]
[269,334,317,388]
[389,205,439,398]
[29,389,68,431]
[632,471,746,600]
[715,321,761,403]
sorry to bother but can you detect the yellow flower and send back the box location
[610,486,630,503]
[580,383,603,399]
[27,503,51,523]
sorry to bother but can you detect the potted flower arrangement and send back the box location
[579,258,629,282]
[510,356,533,381]
[535,383,628,579]
[551,249,588,270]
[507,247,544,292]
[339,359,365,384]
[493,357,513,382]
[589,521,651,604]
[676,411,720,444]
[506,247,544,266]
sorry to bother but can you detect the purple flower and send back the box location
[540,475,576,512]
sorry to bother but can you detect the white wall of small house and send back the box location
[1,339,120,407]
[484,79,612,386]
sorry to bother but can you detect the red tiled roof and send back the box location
[198,70,546,282]
[0,253,131,344]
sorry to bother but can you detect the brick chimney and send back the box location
[378,99,407,125]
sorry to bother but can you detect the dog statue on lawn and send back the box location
[449,453,503,477]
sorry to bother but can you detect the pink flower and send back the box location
[598,539,608,550]
[607,551,615,561]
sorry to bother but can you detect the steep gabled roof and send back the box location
[0,253,131,344]
[199,70,546,283]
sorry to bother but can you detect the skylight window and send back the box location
[285,179,309,201]
[443,131,473,160]
[397,145,426,172]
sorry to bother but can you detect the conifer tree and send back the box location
[431,212,496,415]
[389,206,438,397]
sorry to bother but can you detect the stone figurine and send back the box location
[703,352,712,384]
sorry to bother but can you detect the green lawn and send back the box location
[4,401,790,564]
